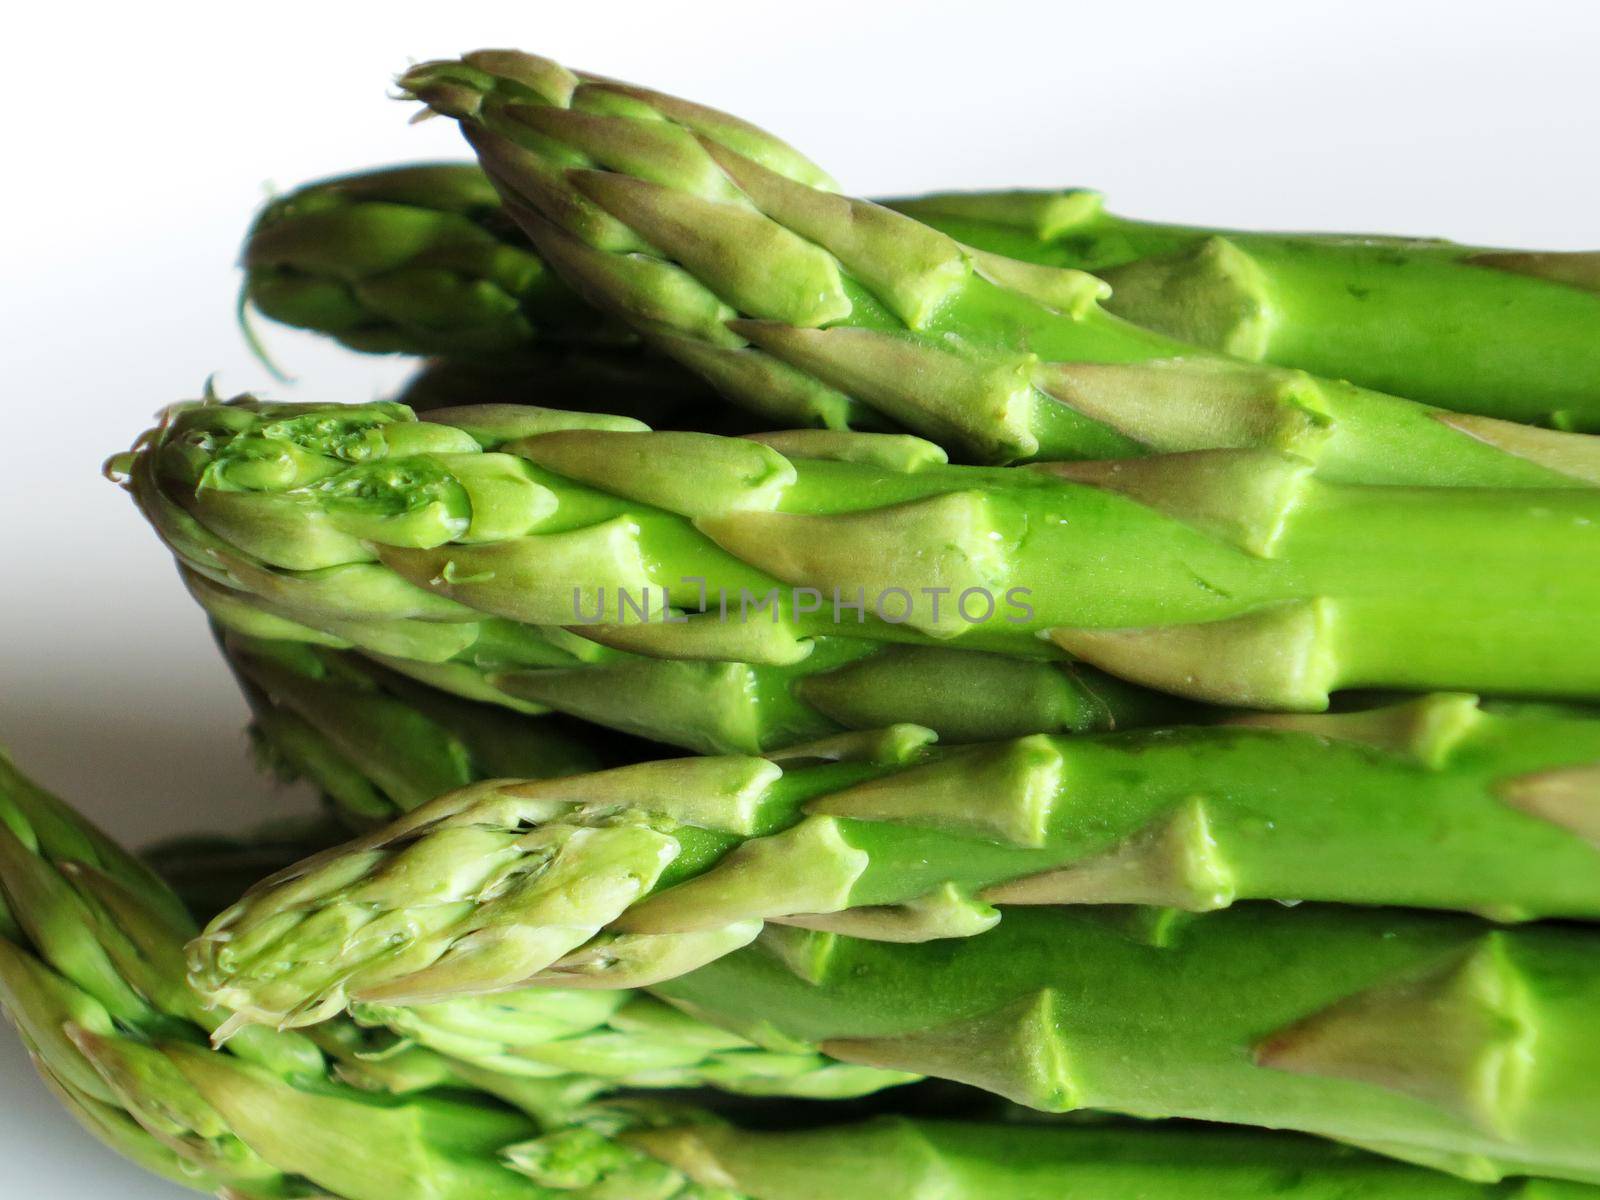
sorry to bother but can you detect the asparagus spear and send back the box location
[186,791,1600,1184]
[204,631,1181,1100]
[395,50,1600,484]
[245,163,1600,432]
[11,751,1557,1200]
[892,189,1600,430]
[209,640,1600,1137]
[188,696,1600,1029]
[243,163,622,357]
[115,397,1600,710]
[0,748,377,1198]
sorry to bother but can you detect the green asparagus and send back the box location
[892,189,1600,429]
[244,163,620,356]
[116,397,1600,713]
[246,162,1600,431]
[189,697,1600,1024]
[653,906,1600,1184]
[27,31,1600,1200]
[183,744,1600,1183]
[12,749,1557,1200]
[139,800,908,1099]
[115,398,1182,747]
[396,50,1600,483]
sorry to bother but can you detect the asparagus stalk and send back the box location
[211,640,1600,1138]
[395,50,1600,485]
[0,749,380,1198]
[652,904,1600,1185]
[189,695,1600,1029]
[892,189,1600,430]
[246,163,1600,432]
[204,634,1181,1103]
[115,397,1600,710]
[185,708,1600,1182]
[10,750,1554,1200]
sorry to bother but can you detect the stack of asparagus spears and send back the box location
[5,45,1600,1199]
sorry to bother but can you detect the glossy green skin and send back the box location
[767,458,1600,683]
[900,193,1600,430]
[759,702,1600,919]
[659,903,1600,1185]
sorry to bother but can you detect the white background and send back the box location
[3,1,1597,1194]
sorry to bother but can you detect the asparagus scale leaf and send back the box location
[396,50,1600,486]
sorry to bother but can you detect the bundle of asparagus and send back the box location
[6,42,1599,1200]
